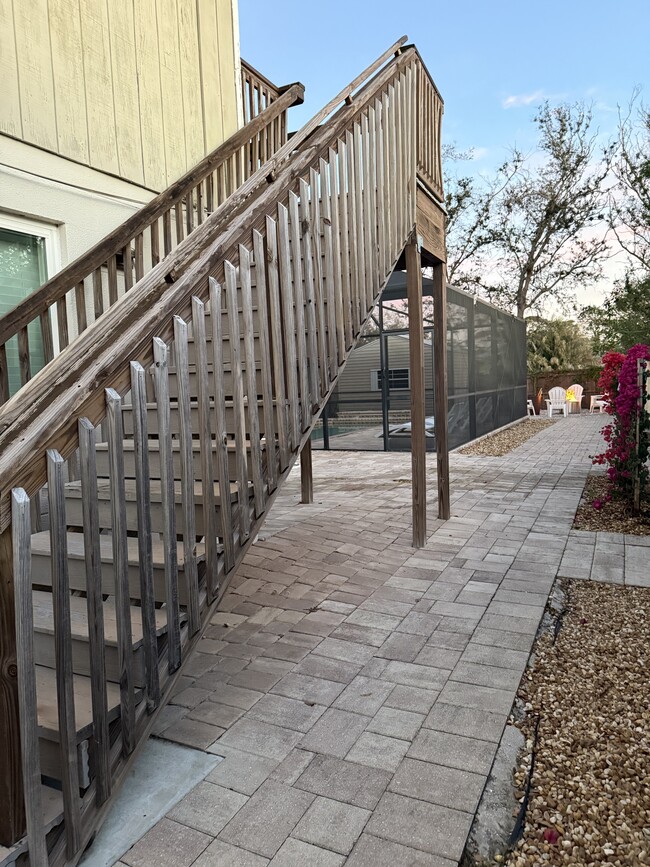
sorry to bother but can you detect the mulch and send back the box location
[506,580,650,867]
[573,474,650,536]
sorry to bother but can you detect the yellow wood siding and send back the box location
[0,0,241,191]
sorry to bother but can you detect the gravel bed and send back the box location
[573,474,650,535]
[506,581,650,867]
[459,420,556,457]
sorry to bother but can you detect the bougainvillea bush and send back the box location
[592,344,650,512]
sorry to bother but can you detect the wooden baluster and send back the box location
[388,82,399,261]
[47,449,81,856]
[375,98,387,284]
[206,173,214,215]
[134,233,145,283]
[77,418,111,803]
[17,326,31,386]
[277,204,300,448]
[308,168,329,392]
[367,104,379,290]
[345,131,361,336]
[152,338,181,672]
[11,489,48,866]
[75,281,87,334]
[40,309,54,364]
[263,217,290,472]
[93,267,104,319]
[361,113,373,312]
[336,142,353,349]
[57,296,69,351]
[327,149,347,361]
[217,164,226,205]
[150,218,160,267]
[196,181,204,226]
[382,90,393,271]
[191,297,219,601]
[298,179,321,407]
[185,192,194,235]
[224,260,251,542]
[239,245,265,517]
[105,389,136,755]
[398,72,408,242]
[353,122,367,319]
[163,210,172,256]
[208,278,235,572]
[0,344,9,403]
[252,230,278,491]
[288,192,311,428]
[122,244,133,293]
[128,364,160,708]
[172,316,200,636]
[175,201,184,245]
[320,159,338,381]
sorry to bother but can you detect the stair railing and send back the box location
[0,73,303,405]
[0,36,442,866]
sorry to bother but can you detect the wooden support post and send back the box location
[300,439,314,504]
[406,239,426,548]
[433,261,451,520]
[0,525,26,846]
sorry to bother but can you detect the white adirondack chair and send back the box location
[545,386,567,417]
[567,383,584,408]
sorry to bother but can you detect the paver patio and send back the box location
[116,415,626,866]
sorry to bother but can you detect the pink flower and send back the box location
[592,499,603,510]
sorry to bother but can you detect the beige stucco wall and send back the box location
[1,0,242,193]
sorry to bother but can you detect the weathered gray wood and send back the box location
[361,113,373,312]
[172,317,200,636]
[107,255,118,306]
[263,217,290,472]
[352,122,367,318]
[381,90,393,272]
[406,241,426,547]
[78,417,111,803]
[252,230,278,490]
[208,278,235,572]
[298,180,320,408]
[288,192,311,427]
[388,82,399,261]
[152,338,181,671]
[277,204,300,448]
[191,298,219,601]
[308,169,329,394]
[224,261,251,542]
[300,439,313,504]
[129,363,161,708]
[40,309,54,364]
[75,281,87,333]
[432,262,450,520]
[336,142,353,348]
[17,326,31,386]
[320,158,338,380]
[345,130,361,336]
[11,488,48,865]
[105,389,136,755]
[367,105,379,291]
[238,246,265,517]
[327,149,347,359]
[395,76,405,247]
[375,98,387,284]
[47,449,81,855]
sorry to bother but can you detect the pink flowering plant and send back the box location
[592,343,650,510]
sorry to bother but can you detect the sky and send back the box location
[238,0,649,313]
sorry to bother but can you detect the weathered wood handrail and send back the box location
[241,59,282,123]
[0,36,445,865]
[0,81,304,405]
[414,46,444,202]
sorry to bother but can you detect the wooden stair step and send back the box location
[63,478,240,535]
[36,664,138,742]
[32,588,170,687]
[30,531,204,606]
[145,363,265,402]
[94,438,265,482]
[121,400,279,438]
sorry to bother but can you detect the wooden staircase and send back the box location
[0,37,446,866]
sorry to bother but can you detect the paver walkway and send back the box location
[116,415,609,867]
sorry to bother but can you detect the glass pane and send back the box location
[0,228,47,396]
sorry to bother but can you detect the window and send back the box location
[371,368,410,391]
[0,215,60,397]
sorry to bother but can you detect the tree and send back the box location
[583,271,650,353]
[526,317,598,375]
[484,103,610,318]
[608,91,650,271]
[444,103,610,318]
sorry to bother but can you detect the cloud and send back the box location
[501,89,567,109]
[471,147,489,160]
[502,90,546,109]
